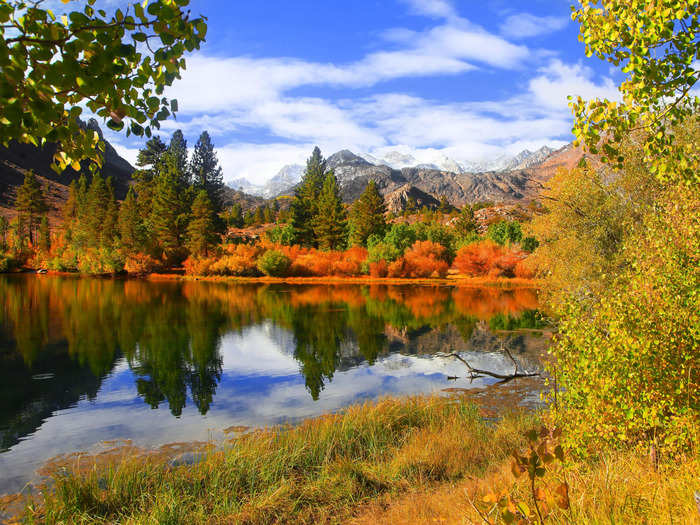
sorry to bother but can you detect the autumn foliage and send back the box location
[453,240,527,278]
[179,238,539,280]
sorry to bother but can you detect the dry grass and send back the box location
[6,395,697,524]
[351,447,700,524]
[10,396,535,524]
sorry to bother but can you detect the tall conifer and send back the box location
[186,190,216,257]
[190,131,225,212]
[348,180,386,246]
[313,171,346,250]
[150,167,182,261]
[14,171,47,245]
[291,147,328,246]
[168,129,190,189]
[118,187,143,254]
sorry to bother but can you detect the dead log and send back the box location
[437,348,539,384]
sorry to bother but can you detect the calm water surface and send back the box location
[0,275,548,494]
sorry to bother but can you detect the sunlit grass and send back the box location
[15,396,534,524]
[351,447,700,524]
[9,395,697,524]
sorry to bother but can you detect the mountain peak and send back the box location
[327,150,372,169]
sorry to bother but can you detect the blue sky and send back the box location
[88,0,621,183]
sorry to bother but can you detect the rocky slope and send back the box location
[0,119,135,227]
[335,144,583,212]
[239,144,583,212]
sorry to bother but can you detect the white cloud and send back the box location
[216,143,314,185]
[500,13,569,39]
[95,2,620,185]
[528,59,620,110]
[190,58,618,183]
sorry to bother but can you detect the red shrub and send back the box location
[369,260,388,277]
[387,258,408,278]
[454,240,526,278]
[287,247,368,277]
[402,241,449,278]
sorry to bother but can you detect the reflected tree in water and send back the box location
[0,276,543,435]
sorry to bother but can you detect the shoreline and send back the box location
[148,274,541,288]
[3,392,697,524]
[8,269,541,288]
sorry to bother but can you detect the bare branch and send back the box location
[437,351,539,384]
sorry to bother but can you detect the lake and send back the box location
[0,275,548,495]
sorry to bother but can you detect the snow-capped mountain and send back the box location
[357,146,556,174]
[359,150,466,173]
[228,177,258,194]
[501,146,555,171]
[225,145,559,199]
[229,164,304,198]
[260,164,304,197]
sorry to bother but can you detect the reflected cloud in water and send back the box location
[0,276,547,493]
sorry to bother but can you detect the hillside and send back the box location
[332,144,584,212]
[238,144,584,213]
[0,119,135,228]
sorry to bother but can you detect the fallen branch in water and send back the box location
[438,348,539,384]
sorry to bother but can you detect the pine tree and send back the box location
[455,204,477,237]
[438,195,451,214]
[253,206,264,225]
[38,216,50,253]
[348,180,386,246]
[14,171,47,245]
[136,136,167,170]
[291,146,328,246]
[186,190,216,257]
[85,174,109,247]
[118,187,143,254]
[168,130,190,189]
[313,171,346,250]
[227,203,243,228]
[263,204,274,223]
[101,177,119,247]
[0,216,8,251]
[150,167,182,262]
[190,131,225,212]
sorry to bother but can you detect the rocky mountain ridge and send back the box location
[234,145,564,200]
[233,144,583,213]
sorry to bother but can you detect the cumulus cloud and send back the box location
[528,59,620,110]
[500,13,569,39]
[93,2,619,184]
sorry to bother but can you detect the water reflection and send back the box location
[0,275,546,493]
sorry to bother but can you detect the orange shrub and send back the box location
[387,258,408,278]
[187,243,263,276]
[125,253,161,275]
[183,256,217,276]
[514,258,537,279]
[334,246,367,276]
[288,246,368,277]
[369,260,388,277]
[453,240,527,278]
[402,241,449,278]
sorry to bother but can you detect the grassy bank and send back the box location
[7,396,698,524]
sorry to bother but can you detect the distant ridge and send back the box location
[229,143,582,212]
